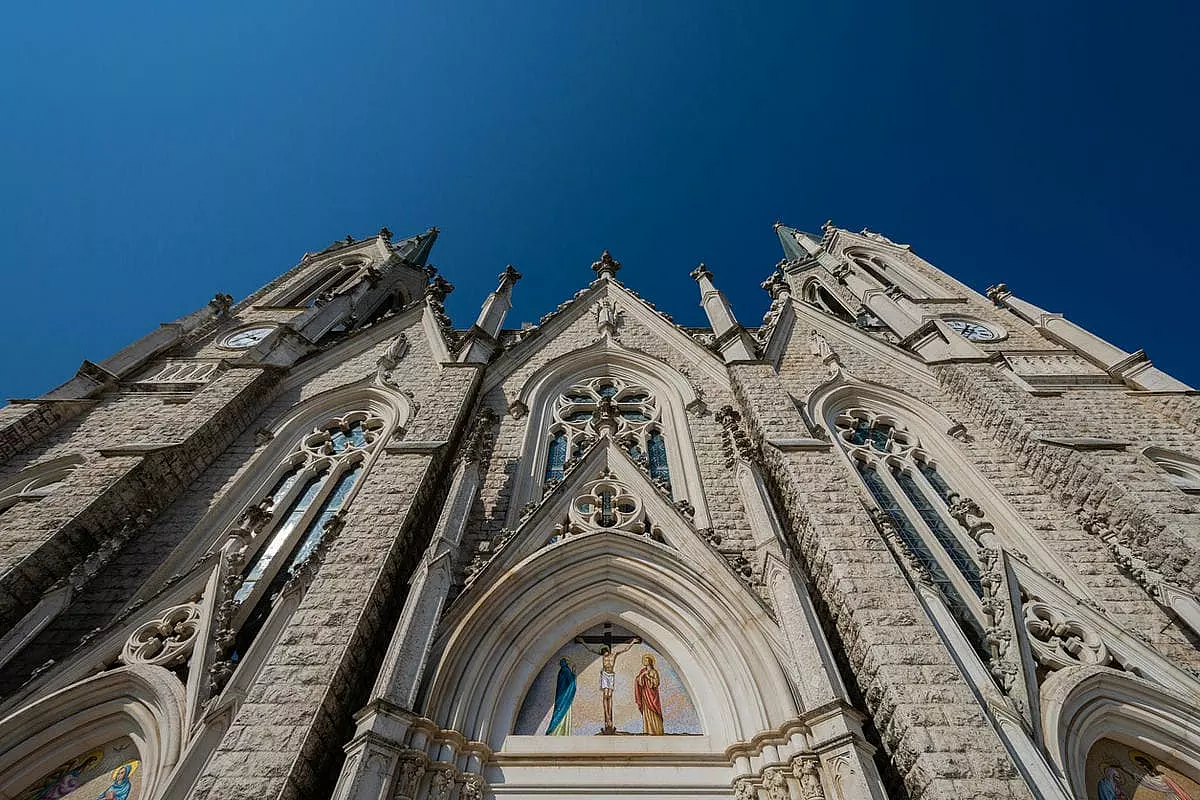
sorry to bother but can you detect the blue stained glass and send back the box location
[622,393,650,403]
[894,469,983,597]
[287,465,361,570]
[600,489,615,527]
[648,431,670,484]
[237,474,324,602]
[330,430,347,452]
[267,468,301,503]
[349,421,367,447]
[620,411,649,421]
[597,384,617,397]
[565,412,593,423]
[857,464,967,605]
[918,462,955,505]
[849,420,891,452]
[545,433,567,481]
[564,393,591,403]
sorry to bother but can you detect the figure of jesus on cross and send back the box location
[575,624,641,734]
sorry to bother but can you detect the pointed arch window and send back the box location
[0,457,82,519]
[543,377,670,491]
[1144,447,1200,495]
[846,249,937,300]
[230,412,384,656]
[834,409,984,619]
[273,257,368,308]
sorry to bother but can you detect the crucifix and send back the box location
[575,623,641,734]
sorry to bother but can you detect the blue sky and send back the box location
[2,2,1197,397]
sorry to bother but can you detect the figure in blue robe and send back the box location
[1097,765,1127,800]
[545,658,576,736]
[95,763,134,800]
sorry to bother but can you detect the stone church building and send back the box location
[0,222,1198,800]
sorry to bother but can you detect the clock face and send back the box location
[945,319,998,342]
[221,326,275,349]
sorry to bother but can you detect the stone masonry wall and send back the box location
[191,332,479,800]
[730,360,1034,800]
[0,366,279,641]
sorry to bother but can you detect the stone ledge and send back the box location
[1037,436,1129,451]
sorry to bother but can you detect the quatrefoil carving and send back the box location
[121,602,202,667]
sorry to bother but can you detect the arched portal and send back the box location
[419,531,803,796]
[1041,666,1200,800]
[0,665,185,800]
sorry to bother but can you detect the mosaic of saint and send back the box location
[514,623,702,736]
[1086,738,1200,800]
[18,738,141,800]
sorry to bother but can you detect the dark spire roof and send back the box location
[774,222,816,262]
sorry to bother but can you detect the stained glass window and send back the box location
[648,431,670,485]
[836,409,983,625]
[544,377,664,487]
[546,432,567,482]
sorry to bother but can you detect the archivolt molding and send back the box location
[0,664,186,800]
[500,338,716,530]
[424,533,797,751]
[1040,666,1200,799]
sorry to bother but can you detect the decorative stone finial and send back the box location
[986,283,1010,306]
[425,275,455,304]
[773,220,783,230]
[499,264,522,285]
[209,293,234,316]
[591,250,621,279]
[344,235,355,244]
[378,226,393,241]
[821,219,835,233]
[761,270,790,300]
[690,263,713,282]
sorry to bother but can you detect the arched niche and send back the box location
[513,622,704,737]
[1041,665,1200,799]
[421,533,797,751]
[0,664,186,799]
[503,340,713,530]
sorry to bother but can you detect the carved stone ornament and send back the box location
[793,759,827,800]
[120,601,202,667]
[428,769,456,800]
[459,773,485,800]
[594,298,622,337]
[763,767,790,800]
[733,778,758,800]
[1023,600,1112,670]
[567,475,654,536]
[591,249,622,279]
[393,750,427,799]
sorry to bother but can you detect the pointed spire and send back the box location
[591,250,621,280]
[391,226,439,267]
[473,265,522,338]
[775,222,822,263]
[690,263,759,363]
[457,265,523,363]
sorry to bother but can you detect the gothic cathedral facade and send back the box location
[0,223,1198,800]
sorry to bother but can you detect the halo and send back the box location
[1128,749,1154,763]
[111,761,139,781]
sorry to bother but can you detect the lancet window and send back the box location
[274,257,366,307]
[846,249,935,299]
[0,458,81,518]
[543,377,671,490]
[834,408,983,617]
[230,411,384,656]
